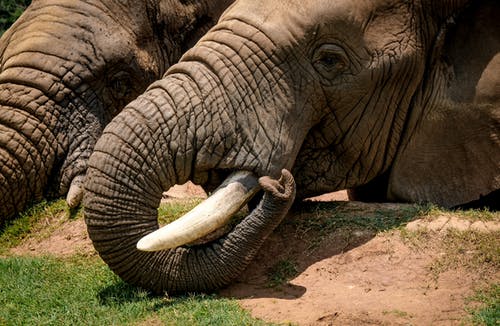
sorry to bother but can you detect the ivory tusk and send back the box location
[66,175,85,208]
[137,171,260,251]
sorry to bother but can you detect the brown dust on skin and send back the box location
[7,187,499,325]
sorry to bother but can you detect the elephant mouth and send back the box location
[137,170,263,252]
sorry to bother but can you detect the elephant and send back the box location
[0,0,234,223]
[84,0,499,294]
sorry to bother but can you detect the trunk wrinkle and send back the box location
[0,102,57,220]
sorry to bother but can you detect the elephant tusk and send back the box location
[66,175,85,208]
[137,171,261,251]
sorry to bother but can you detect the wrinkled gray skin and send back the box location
[84,0,499,294]
[0,0,234,222]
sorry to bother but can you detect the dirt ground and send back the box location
[8,184,499,325]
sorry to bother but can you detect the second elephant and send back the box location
[0,0,234,222]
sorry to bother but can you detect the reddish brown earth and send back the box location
[9,218,94,258]
[8,185,499,325]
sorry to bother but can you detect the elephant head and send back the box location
[84,0,499,294]
[0,0,234,222]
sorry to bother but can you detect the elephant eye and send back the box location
[312,44,349,80]
[109,72,132,100]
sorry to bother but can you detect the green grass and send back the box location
[429,229,499,279]
[0,199,274,325]
[465,284,500,326]
[0,199,81,254]
[424,205,500,221]
[158,199,203,225]
[287,201,425,250]
[267,259,299,288]
[0,255,272,325]
[0,0,31,36]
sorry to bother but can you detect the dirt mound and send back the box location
[223,231,475,325]
[221,201,499,325]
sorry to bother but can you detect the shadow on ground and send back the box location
[221,200,424,300]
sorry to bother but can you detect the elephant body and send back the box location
[0,0,234,222]
[84,0,499,294]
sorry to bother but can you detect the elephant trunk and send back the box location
[0,64,100,220]
[0,86,59,222]
[0,2,109,219]
[84,74,296,294]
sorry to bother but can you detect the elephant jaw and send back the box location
[137,170,261,251]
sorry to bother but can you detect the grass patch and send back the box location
[158,199,203,225]
[140,295,273,326]
[398,206,499,277]
[0,199,276,325]
[293,201,424,233]
[382,309,412,319]
[0,199,81,254]
[429,229,499,278]
[423,205,499,222]
[454,208,499,221]
[399,227,433,250]
[288,201,425,250]
[465,284,500,326]
[267,259,299,288]
[0,255,272,325]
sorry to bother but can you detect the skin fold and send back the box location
[0,0,234,223]
[84,0,499,294]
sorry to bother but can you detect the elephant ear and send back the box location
[387,104,500,208]
[387,0,500,208]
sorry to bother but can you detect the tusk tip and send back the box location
[66,186,84,208]
[136,171,261,252]
[66,175,85,208]
[136,237,155,252]
[136,234,174,252]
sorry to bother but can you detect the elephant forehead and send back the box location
[218,0,310,45]
[4,0,160,71]
[218,0,407,46]
[4,2,141,54]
